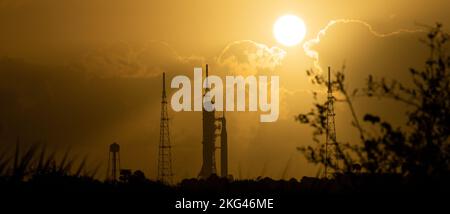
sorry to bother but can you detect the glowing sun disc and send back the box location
[273,15,307,46]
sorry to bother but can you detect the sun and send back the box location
[273,15,307,47]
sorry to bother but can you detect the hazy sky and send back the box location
[1,0,449,181]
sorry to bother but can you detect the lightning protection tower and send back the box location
[324,66,337,178]
[158,72,173,184]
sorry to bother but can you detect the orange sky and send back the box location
[0,0,449,181]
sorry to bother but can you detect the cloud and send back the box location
[81,41,204,78]
[216,40,286,75]
[80,39,286,79]
[303,19,425,73]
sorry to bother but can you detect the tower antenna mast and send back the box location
[158,72,174,184]
[325,66,337,178]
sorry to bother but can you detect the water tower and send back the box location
[107,142,121,182]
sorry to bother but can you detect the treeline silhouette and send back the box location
[0,135,448,211]
[2,138,449,193]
